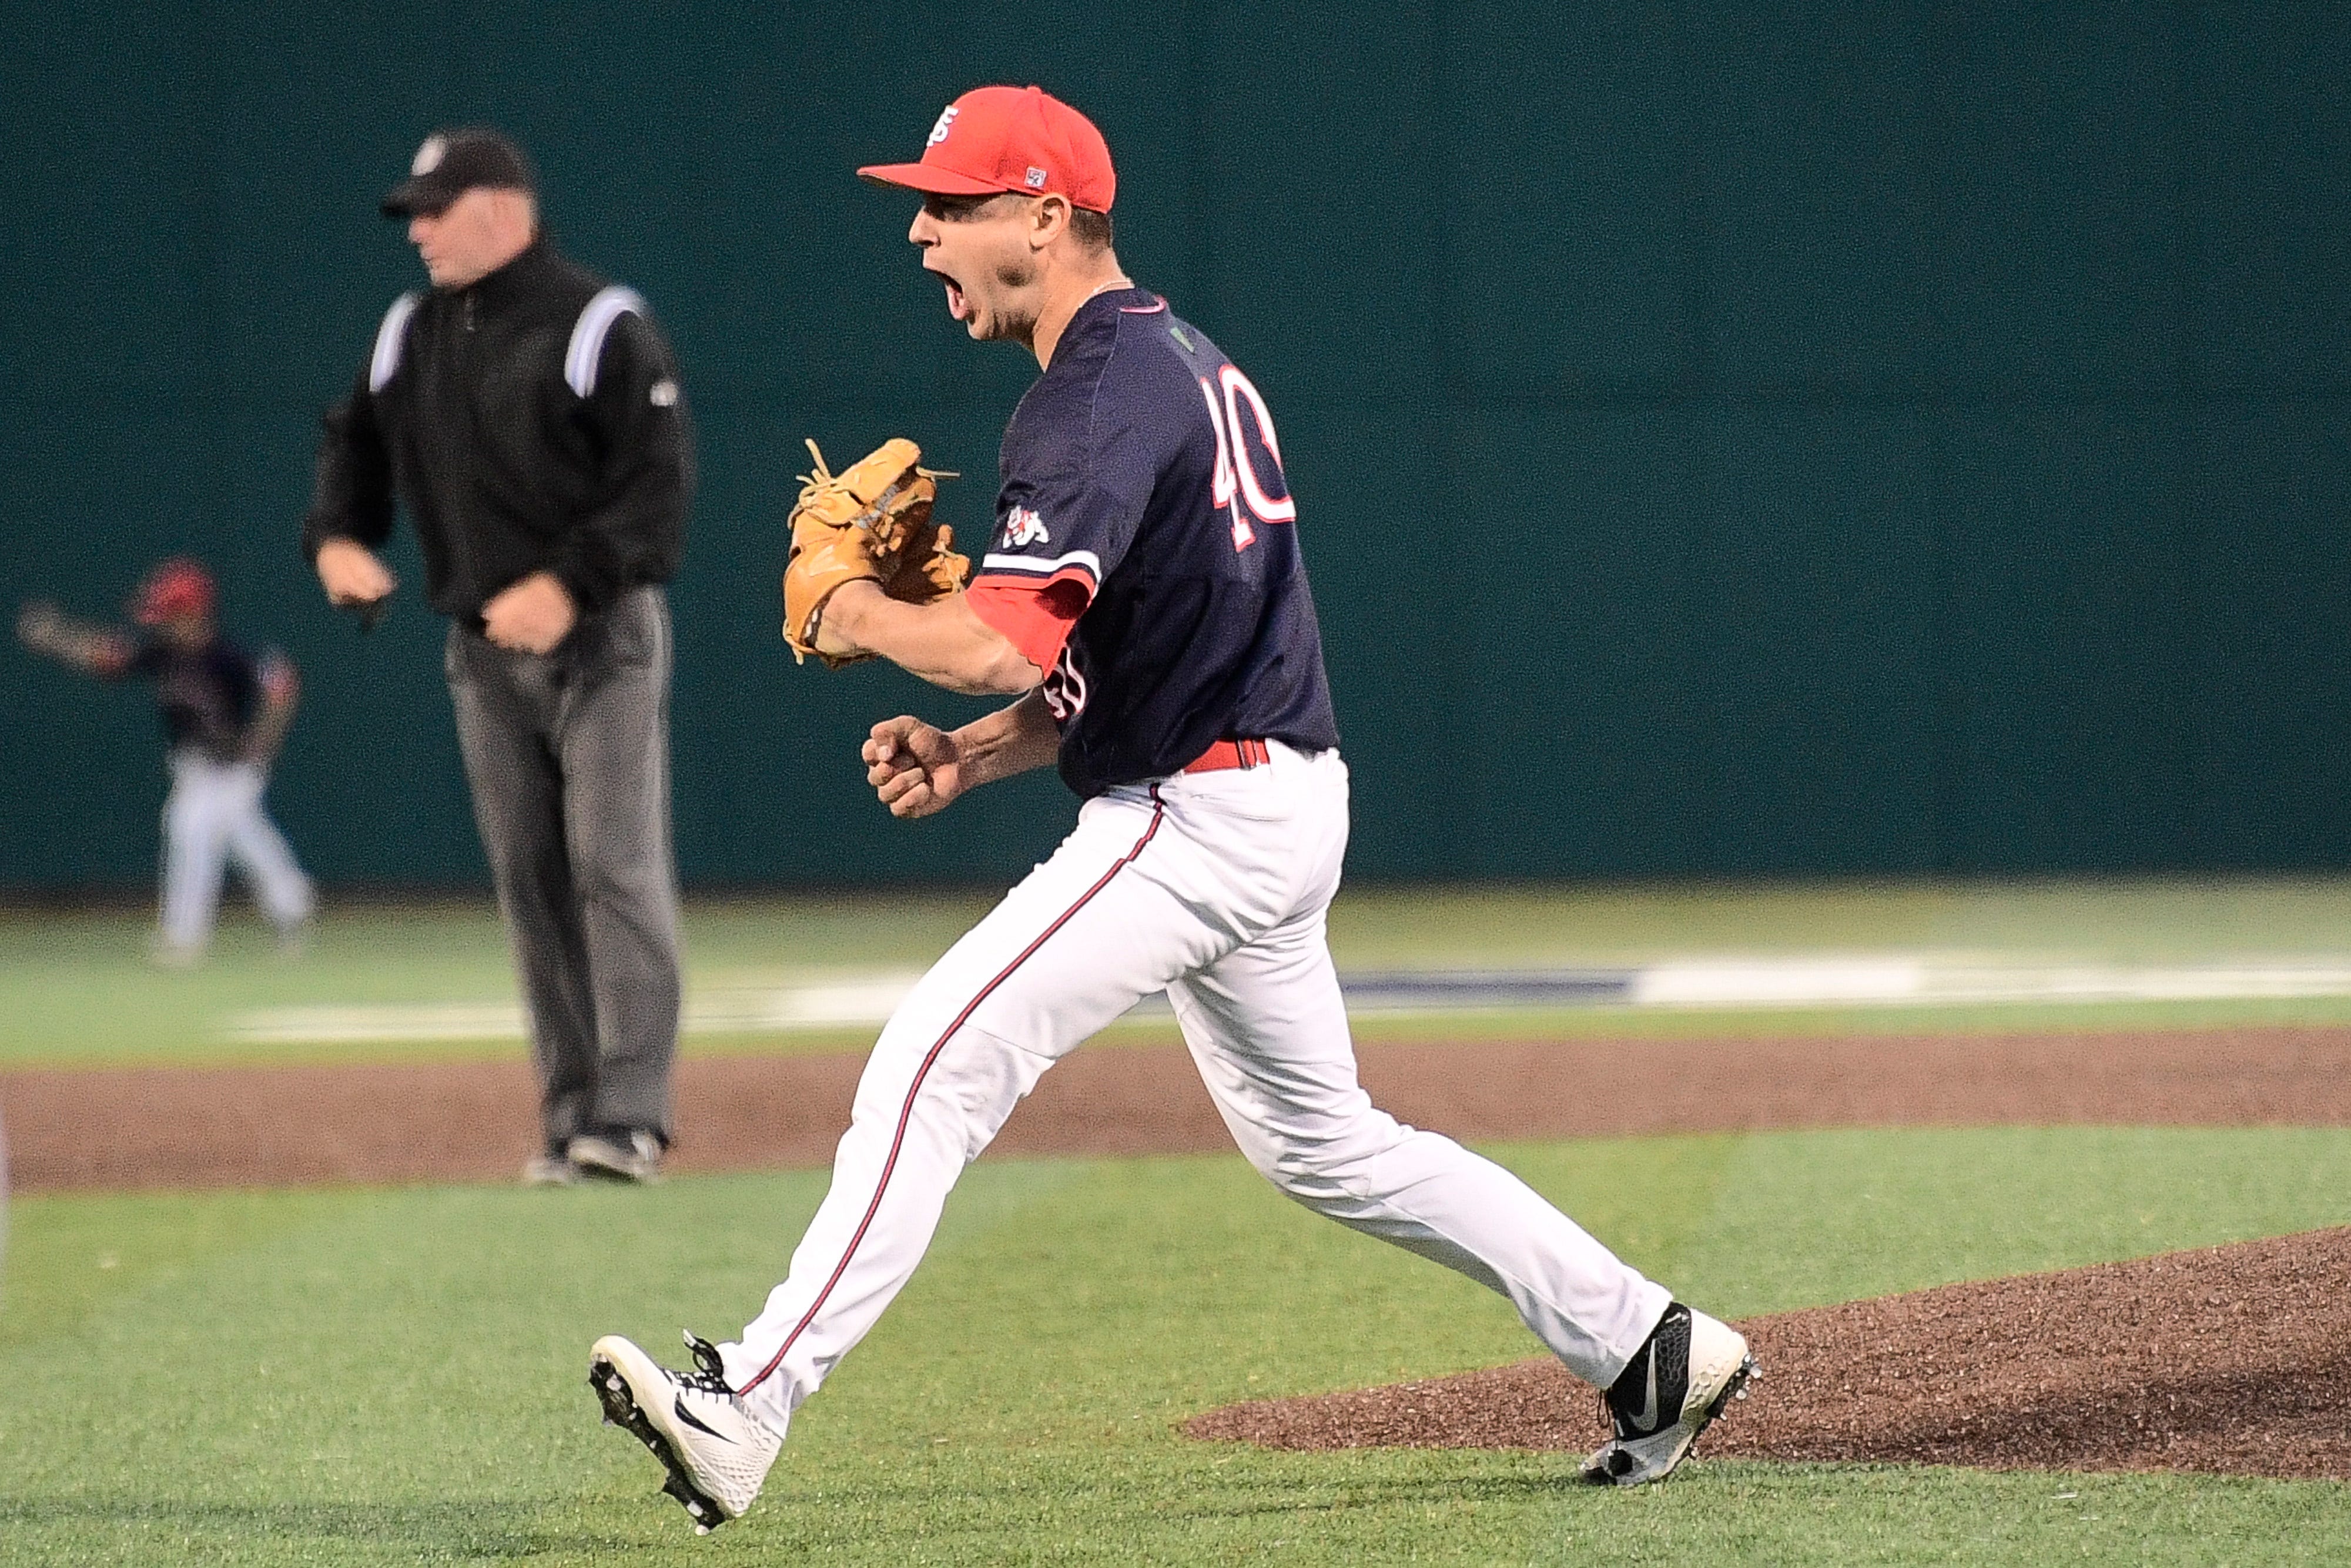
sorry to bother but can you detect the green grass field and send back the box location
[5,1127,2350,1564]
[6,878,2351,1563]
[9,875,2351,1070]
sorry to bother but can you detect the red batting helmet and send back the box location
[132,557,217,625]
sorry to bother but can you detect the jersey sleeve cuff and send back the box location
[974,550,1103,592]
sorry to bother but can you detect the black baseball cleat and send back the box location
[1580,1301,1757,1486]
[589,1331,782,1533]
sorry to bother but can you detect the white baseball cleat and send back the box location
[1580,1302,1757,1487]
[589,1332,782,1533]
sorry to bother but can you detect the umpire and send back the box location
[303,129,691,1185]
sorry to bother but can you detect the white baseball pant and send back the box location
[159,749,314,957]
[718,741,1670,1435]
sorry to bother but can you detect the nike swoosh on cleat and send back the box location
[672,1394,733,1441]
[1633,1353,1660,1431]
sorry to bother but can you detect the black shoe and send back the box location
[1580,1302,1756,1486]
[568,1127,664,1184]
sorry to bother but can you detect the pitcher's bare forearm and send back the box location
[822,582,1041,695]
[863,692,1059,819]
[951,691,1061,790]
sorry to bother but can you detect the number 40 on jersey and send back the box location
[1198,366,1295,551]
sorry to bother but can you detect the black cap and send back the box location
[380,128,536,217]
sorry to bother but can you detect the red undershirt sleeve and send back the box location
[966,575,1091,674]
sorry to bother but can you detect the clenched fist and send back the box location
[862,715,965,819]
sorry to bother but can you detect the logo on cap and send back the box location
[1024,166,1047,189]
[412,135,446,176]
[926,106,959,147]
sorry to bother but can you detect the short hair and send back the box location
[1069,206,1114,253]
[921,191,1014,223]
[920,190,1113,253]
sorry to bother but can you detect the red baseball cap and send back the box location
[132,557,216,625]
[858,86,1116,213]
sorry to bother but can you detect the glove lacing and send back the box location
[795,438,839,505]
[795,438,958,530]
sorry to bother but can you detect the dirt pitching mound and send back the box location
[1183,1226,2351,1481]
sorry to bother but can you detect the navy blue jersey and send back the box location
[123,635,260,762]
[965,288,1340,798]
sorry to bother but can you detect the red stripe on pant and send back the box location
[737,792,1168,1396]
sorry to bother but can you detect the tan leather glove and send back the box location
[780,438,963,667]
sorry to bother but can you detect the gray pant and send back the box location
[446,586,681,1150]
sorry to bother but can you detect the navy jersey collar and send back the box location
[1044,285,1160,371]
[1065,284,1159,336]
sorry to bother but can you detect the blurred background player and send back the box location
[302,128,694,1185]
[16,557,314,964]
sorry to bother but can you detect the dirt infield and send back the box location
[13,1024,2351,1486]
[8,1024,2351,1192]
[1183,1225,2351,1482]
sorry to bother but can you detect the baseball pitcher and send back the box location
[587,87,1753,1534]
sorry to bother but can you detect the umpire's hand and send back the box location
[481,572,577,655]
[315,538,396,608]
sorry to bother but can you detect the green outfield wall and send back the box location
[2,3,2346,888]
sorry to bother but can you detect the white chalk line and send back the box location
[223,956,2351,1046]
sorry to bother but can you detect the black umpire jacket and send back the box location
[302,239,692,626]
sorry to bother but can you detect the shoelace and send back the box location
[679,1332,735,1396]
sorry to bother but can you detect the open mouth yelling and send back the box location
[929,264,971,324]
